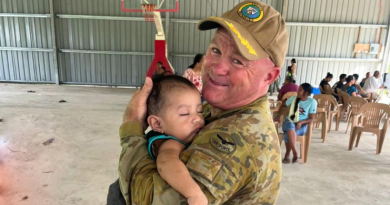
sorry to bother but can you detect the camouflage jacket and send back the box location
[118,96,281,205]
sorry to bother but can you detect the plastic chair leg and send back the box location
[349,128,357,150]
[378,131,386,154]
[301,141,306,163]
[355,132,363,147]
[345,119,351,134]
[327,114,333,133]
[336,111,341,131]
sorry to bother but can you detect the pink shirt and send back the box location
[279,83,299,98]
[183,69,203,93]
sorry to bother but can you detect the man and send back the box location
[352,73,368,98]
[332,73,346,101]
[319,72,333,94]
[108,1,288,204]
[360,72,370,88]
[363,71,385,98]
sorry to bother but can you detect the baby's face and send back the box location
[159,88,204,143]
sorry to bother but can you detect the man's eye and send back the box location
[233,59,243,65]
[212,48,221,54]
[179,113,189,116]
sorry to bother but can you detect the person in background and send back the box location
[353,73,368,97]
[156,61,163,72]
[284,59,297,84]
[153,66,173,79]
[282,83,317,164]
[353,74,359,83]
[278,76,299,101]
[183,54,204,93]
[319,72,333,94]
[363,71,385,96]
[332,74,347,100]
[344,75,358,97]
[360,72,370,88]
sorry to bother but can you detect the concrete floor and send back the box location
[1,83,389,205]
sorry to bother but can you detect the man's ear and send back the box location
[147,115,164,133]
[266,66,281,86]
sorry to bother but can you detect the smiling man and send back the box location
[108,1,289,205]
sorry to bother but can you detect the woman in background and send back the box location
[282,83,317,164]
[183,54,204,93]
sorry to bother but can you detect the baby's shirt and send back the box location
[146,130,189,160]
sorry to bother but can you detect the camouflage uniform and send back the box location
[118,96,281,205]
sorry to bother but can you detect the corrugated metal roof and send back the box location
[0,0,389,85]
[286,0,390,24]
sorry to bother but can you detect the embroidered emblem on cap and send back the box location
[210,133,236,154]
[223,20,257,56]
[238,2,263,22]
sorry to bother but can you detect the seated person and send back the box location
[278,76,299,101]
[360,72,370,88]
[319,72,333,94]
[332,74,346,100]
[153,62,174,79]
[282,83,317,164]
[352,73,368,98]
[146,75,207,205]
[363,71,386,99]
[344,75,358,96]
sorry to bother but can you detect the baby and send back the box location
[146,75,207,205]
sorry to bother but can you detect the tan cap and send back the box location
[198,0,288,67]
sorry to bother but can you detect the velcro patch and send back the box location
[210,132,236,154]
[187,151,222,182]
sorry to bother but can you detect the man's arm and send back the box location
[118,77,154,205]
[118,122,149,205]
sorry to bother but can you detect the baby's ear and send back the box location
[147,115,164,133]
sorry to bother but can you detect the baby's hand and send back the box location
[187,192,208,205]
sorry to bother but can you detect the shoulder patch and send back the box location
[187,151,222,182]
[210,133,236,154]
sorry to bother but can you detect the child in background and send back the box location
[146,75,207,205]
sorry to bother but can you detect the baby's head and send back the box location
[147,75,205,142]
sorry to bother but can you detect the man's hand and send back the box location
[123,77,153,130]
[295,122,302,130]
[187,192,208,205]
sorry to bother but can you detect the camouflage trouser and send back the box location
[107,179,127,205]
[268,77,280,95]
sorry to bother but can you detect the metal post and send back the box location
[381,27,390,73]
[165,0,170,44]
[282,0,288,20]
[49,0,60,85]
[165,12,170,45]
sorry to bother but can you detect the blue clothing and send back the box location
[146,131,189,160]
[286,96,317,121]
[282,119,307,142]
[346,86,358,96]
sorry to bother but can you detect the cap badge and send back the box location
[238,2,263,22]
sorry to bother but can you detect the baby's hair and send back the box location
[147,75,198,116]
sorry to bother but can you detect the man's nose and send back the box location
[212,58,230,76]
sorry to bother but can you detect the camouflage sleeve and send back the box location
[118,122,150,205]
[123,104,281,205]
[131,128,262,205]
